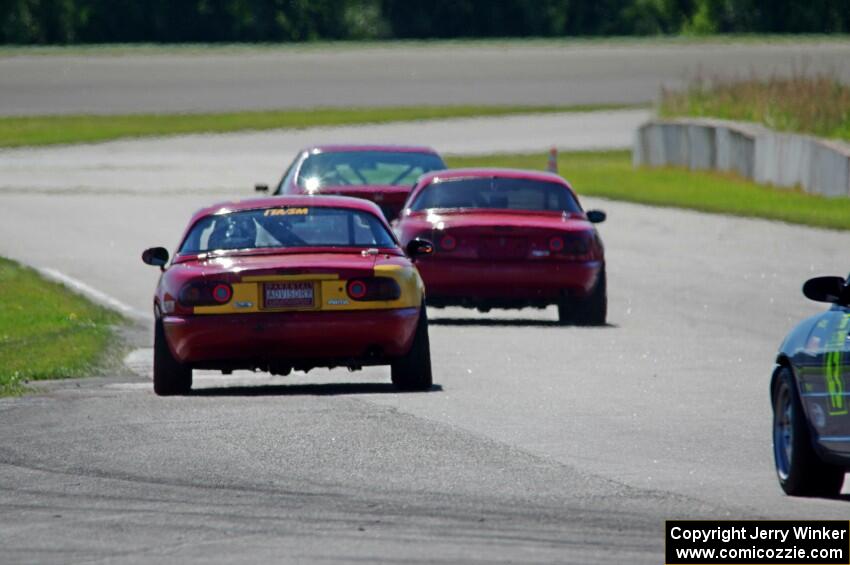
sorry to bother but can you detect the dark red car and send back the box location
[142,195,435,395]
[395,168,607,325]
[256,145,446,221]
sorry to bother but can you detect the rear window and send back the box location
[179,207,397,254]
[409,177,582,213]
[297,151,445,190]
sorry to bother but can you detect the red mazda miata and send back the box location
[394,168,607,325]
[256,144,446,221]
[142,195,435,395]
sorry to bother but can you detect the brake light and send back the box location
[178,281,234,307]
[546,232,595,260]
[563,233,590,255]
[347,280,368,299]
[346,277,401,301]
[439,234,457,251]
[555,232,594,260]
[212,284,232,303]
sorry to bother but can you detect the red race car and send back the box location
[255,145,446,221]
[142,195,435,395]
[395,168,607,325]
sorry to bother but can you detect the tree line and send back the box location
[2,0,849,44]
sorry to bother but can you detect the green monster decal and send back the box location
[824,314,850,416]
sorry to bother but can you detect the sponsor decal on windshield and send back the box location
[264,207,309,216]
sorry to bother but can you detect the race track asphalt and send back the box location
[1,40,849,115]
[1,114,849,564]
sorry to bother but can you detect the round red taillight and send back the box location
[440,234,457,251]
[347,280,368,299]
[548,237,564,252]
[212,283,232,303]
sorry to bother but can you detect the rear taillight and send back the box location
[546,232,595,260]
[178,281,233,307]
[561,232,594,259]
[439,234,457,251]
[347,279,368,300]
[212,284,232,303]
[346,277,401,301]
[563,233,590,255]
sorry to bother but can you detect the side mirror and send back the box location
[142,247,169,270]
[586,210,606,223]
[802,276,848,304]
[255,183,269,193]
[405,238,434,259]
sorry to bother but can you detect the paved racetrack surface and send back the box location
[0,109,648,195]
[1,40,849,115]
[1,115,849,563]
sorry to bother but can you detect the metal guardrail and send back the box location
[633,118,850,198]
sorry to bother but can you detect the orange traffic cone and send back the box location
[547,146,558,173]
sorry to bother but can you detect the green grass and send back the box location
[447,150,850,231]
[0,257,124,396]
[1,35,848,57]
[0,104,635,149]
[660,73,850,142]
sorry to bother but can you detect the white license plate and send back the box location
[263,282,315,309]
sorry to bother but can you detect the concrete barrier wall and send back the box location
[633,118,850,198]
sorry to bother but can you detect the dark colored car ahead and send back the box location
[257,145,446,221]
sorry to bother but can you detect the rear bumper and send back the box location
[163,308,419,367]
[417,259,602,302]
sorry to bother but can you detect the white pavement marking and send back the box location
[38,267,148,321]
[122,348,153,379]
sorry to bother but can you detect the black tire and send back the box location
[391,304,433,391]
[153,319,192,396]
[772,367,845,497]
[558,267,607,326]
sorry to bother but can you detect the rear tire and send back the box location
[772,367,845,497]
[391,304,433,391]
[558,267,607,326]
[153,320,192,396]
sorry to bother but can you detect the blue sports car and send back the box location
[772,274,850,497]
